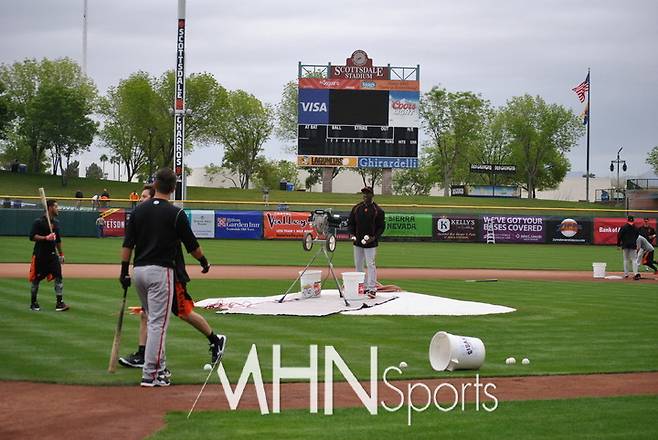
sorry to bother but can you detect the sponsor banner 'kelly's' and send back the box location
[433,216,478,242]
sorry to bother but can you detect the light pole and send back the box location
[609,147,627,192]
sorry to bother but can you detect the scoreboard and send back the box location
[297,53,420,169]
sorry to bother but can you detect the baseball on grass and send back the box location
[522,358,530,365]
[399,361,408,369]
[203,363,212,371]
[505,357,516,365]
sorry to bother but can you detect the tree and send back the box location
[99,153,108,177]
[421,86,490,196]
[65,160,80,179]
[646,146,658,175]
[393,158,435,196]
[274,80,298,154]
[467,109,515,186]
[214,90,273,189]
[98,72,157,181]
[354,168,383,189]
[253,159,300,190]
[501,95,584,197]
[153,71,228,169]
[85,162,103,179]
[0,58,97,173]
[27,83,97,185]
[0,80,14,140]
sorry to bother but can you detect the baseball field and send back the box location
[1,236,657,439]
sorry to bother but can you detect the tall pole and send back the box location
[82,0,88,75]
[585,67,590,202]
[173,0,187,202]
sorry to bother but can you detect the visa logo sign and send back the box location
[301,102,327,112]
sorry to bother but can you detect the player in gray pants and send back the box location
[120,169,211,387]
[132,265,175,380]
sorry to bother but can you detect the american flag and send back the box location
[572,73,590,103]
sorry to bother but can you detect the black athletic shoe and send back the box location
[140,375,170,387]
[55,302,70,312]
[30,302,40,312]
[119,352,145,368]
[209,335,227,365]
[162,368,172,378]
[365,289,377,299]
[634,274,641,280]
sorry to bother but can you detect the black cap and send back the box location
[628,215,634,222]
[360,187,374,194]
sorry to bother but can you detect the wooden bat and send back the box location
[38,187,53,233]
[108,286,129,373]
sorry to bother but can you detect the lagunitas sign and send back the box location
[330,50,389,80]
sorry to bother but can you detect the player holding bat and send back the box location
[29,198,69,312]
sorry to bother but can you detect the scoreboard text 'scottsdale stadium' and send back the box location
[297,50,420,169]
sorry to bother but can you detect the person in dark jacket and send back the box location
[617,216,640,279]
[638,217,656,245]
[348,187,386,298]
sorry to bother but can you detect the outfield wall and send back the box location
[1,208,648,245]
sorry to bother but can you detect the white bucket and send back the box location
[341,272,365,300]
[429,331,486,371]
[592,262,606,279]
[299,270,322,298]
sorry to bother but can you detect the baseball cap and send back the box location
[360,187,374,194]
[627,215,634,222]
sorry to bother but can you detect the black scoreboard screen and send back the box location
[329,90,389,126]
[297,83,420,165]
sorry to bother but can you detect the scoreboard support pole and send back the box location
[381,168,393,195]
[322,168,334,193]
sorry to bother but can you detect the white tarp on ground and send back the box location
[195,290,515,317]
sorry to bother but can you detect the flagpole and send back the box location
[585,67,590,202]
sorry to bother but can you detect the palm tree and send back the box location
[99,154,108,178]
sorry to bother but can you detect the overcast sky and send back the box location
[2,0,657,179]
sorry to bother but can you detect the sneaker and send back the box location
[30,302,40,311]
[209,335,227,365]
[162,368,172,378]
[365,289,377,299]
[119,352,144,368]
[634,274,641,280]
[140,375,170,387]
[55,302,70,312]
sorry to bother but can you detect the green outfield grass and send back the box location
[0,237,628,271]
[151,396,658,440]
[0,170,628,215]
[0,277,656,385]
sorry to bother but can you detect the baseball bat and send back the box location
[38,187,53,233]
[108,286,129,373]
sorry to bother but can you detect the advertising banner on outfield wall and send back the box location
[190,210,215,238]
[480,215,545,243]
[215,211,262,239]
[263,211,314,239]
[433,216,479,242]
[545,218,593,244]
[383,213,433,238]
[593,217,653,245]
[101,208,126,237]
